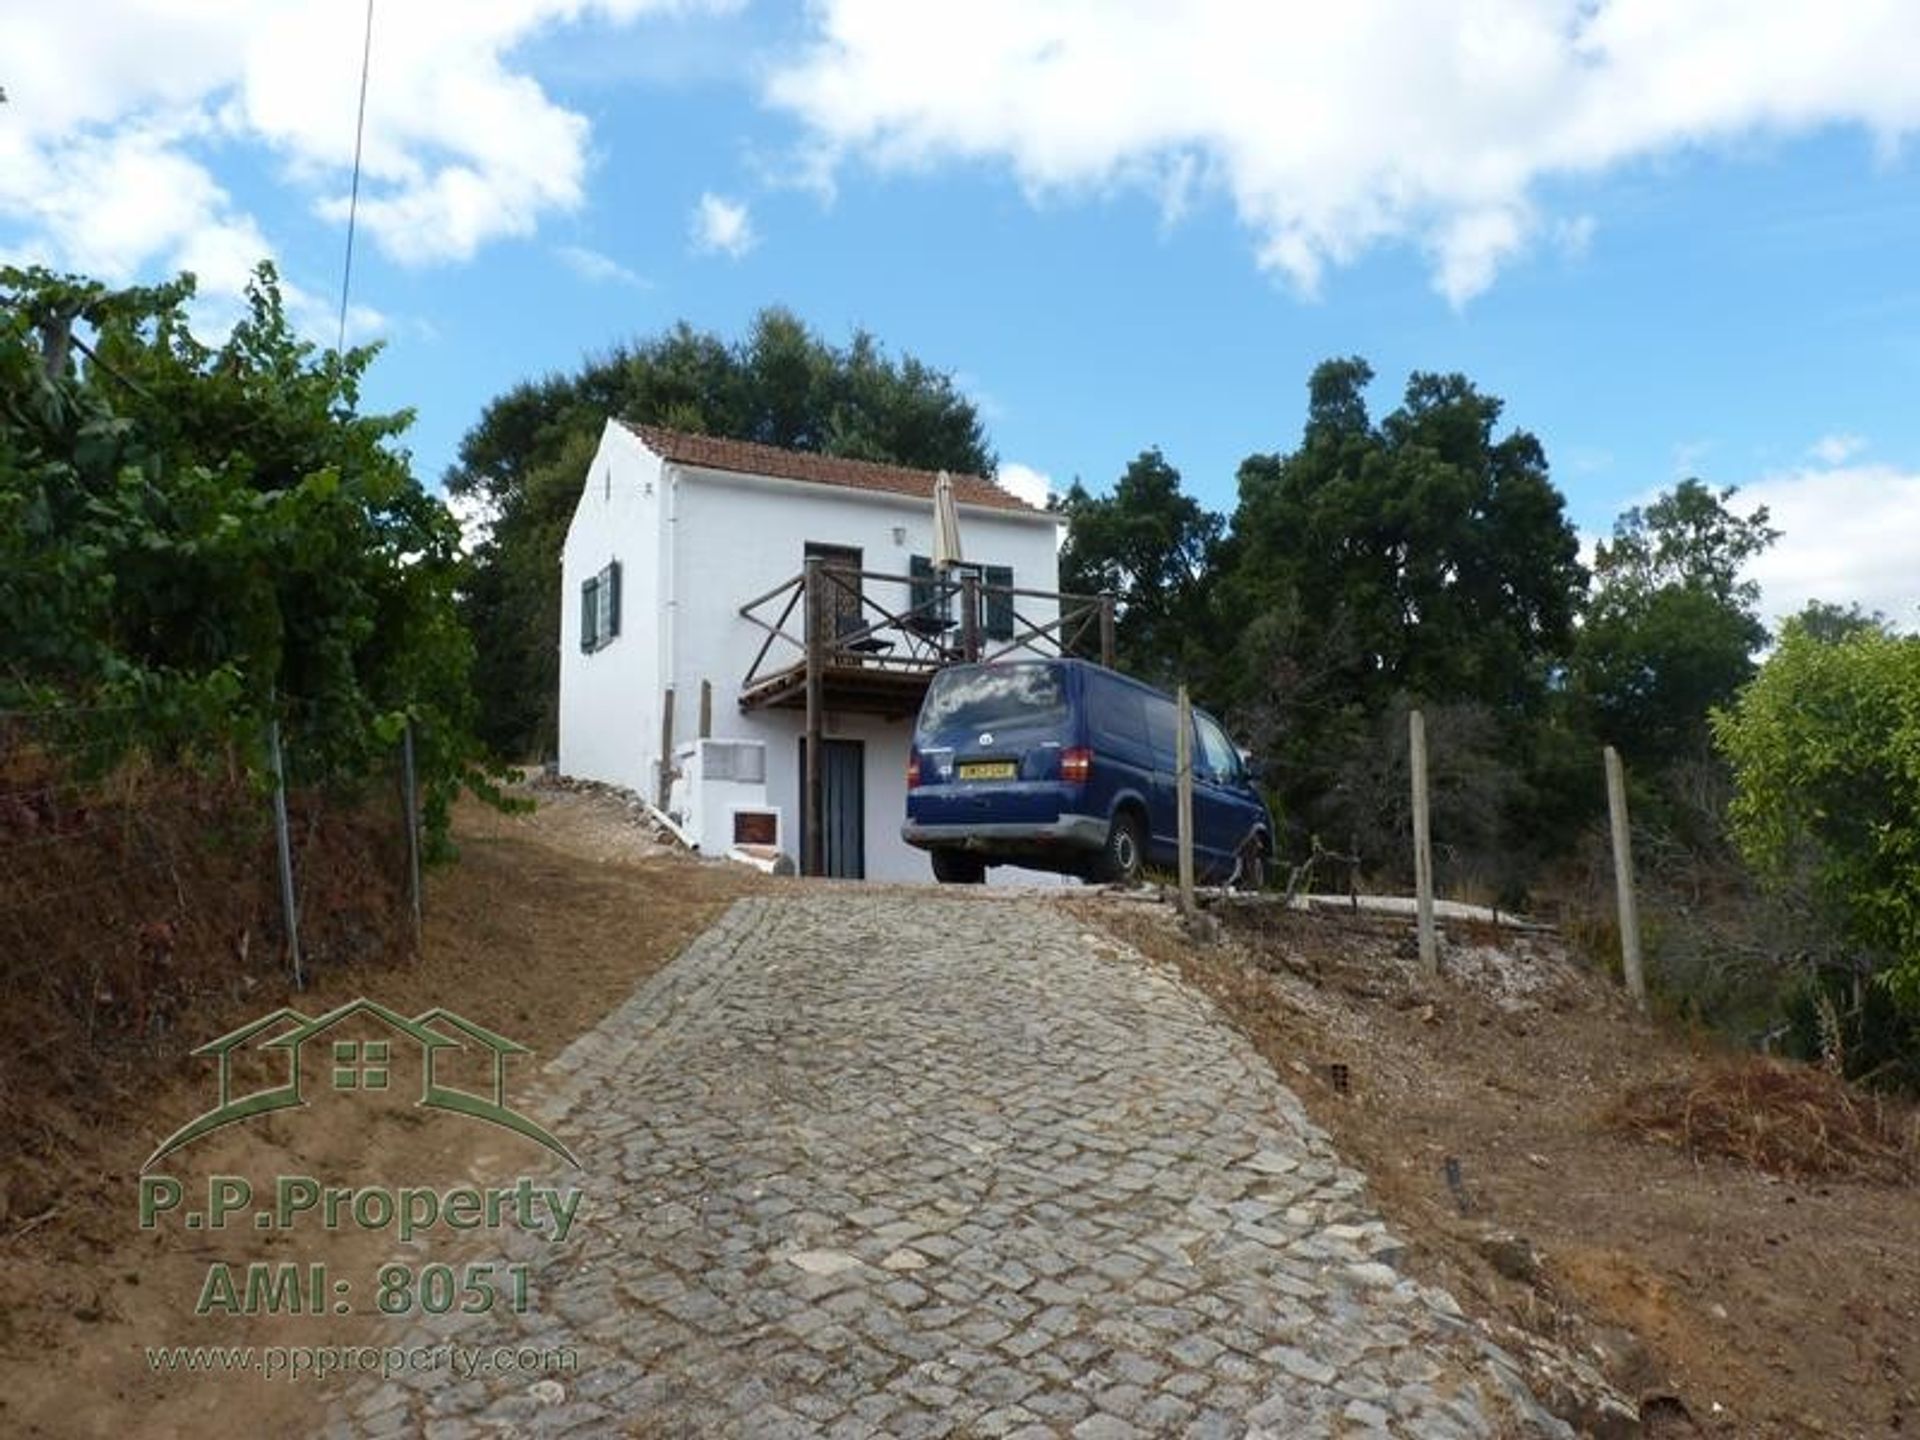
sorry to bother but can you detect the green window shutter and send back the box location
[909,554,935,618]
[605,561,622,638]
[580,577,599,652]
[985,565,1014,639]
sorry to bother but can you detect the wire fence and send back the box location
[1246,725,1522,912]
[0,700,425,1081]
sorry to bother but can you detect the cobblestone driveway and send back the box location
[331,893,1563,1439]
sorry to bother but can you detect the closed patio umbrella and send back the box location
[931,471,977,655]
[932,470,964,572]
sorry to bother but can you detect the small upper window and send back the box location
[580,560,621,653]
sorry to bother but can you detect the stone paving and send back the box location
[326,893,1567,1438]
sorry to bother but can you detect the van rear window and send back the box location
[918,664,1068,738]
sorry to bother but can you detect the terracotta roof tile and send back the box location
[619,421,1044,515]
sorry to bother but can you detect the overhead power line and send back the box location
[336,0,375,358]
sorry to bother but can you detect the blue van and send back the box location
[902,658,1273,886]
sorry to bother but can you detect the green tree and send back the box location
[1057,448,1222,687]
[448,308,994,756]
[1,263,480,839]
[1790,598,1888,646]
[1574,479,1778,767]
[1212,358,1586,883]
[1714,619,1920,1013]
[1225,361,1583,715]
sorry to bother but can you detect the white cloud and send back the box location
[1808,432,1867,465]
[554,244,648,287]
[1739,464,1920,631]
[1431,204,1533,308]
[0,1,729,309]
[766,1,1920,303]
[690,192,757,258]
[997,461,1054,509]
[3,117,231,281]
[1583,460,1919,631]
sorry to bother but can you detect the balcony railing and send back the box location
[736,561,1115,713]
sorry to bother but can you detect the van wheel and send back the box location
[1097,810,1145,886]
[931,851,986,885]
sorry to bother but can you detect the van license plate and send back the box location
[959,761,1016,780]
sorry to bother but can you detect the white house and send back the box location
[558,421,1068,882]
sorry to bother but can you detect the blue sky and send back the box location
[5,1,1919,624]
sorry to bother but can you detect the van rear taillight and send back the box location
[1060,746,1092,784]
[907,752,922,789]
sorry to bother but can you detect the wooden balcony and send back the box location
[737,558,1115,875]
[737,560,1115,719]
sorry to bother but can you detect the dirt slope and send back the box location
[0,785,762,1439]
[1087,898,1919,1439]
[5,784,1913,1439]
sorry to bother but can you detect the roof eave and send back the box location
[664,460,1059,525]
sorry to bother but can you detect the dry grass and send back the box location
[1607,1056,1920,1185]
[0,757,414,1230]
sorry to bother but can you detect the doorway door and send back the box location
[798,736,866,878]
[804,543,863,654]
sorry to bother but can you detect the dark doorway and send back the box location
[798,736,866,879]
[804,542,863,654]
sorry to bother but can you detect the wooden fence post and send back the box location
[1410,709,1437,978]
[803,555,825,877]
[960,570,981,662]
[657,687,675,810]
[1605,745,1648,1011]
[1176,686,1196,914]
[401,719,423,956]
[268,715,303,988]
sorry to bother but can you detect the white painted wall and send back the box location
[557,430,1065,881]
[558,422,663,795]
[670,466,1062,882]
